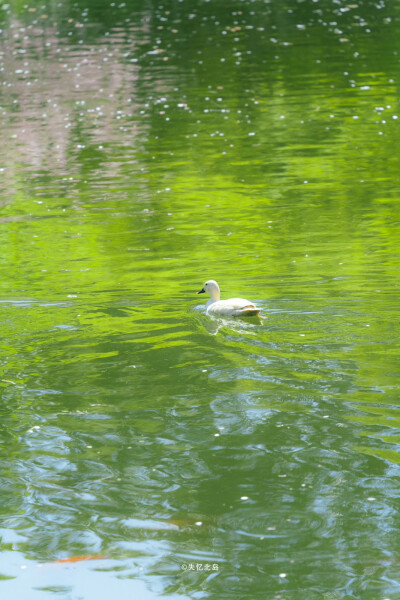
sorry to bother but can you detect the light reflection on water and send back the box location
[1,277,398,597]
[1,0,400,599]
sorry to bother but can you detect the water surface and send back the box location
[0,1,400,599]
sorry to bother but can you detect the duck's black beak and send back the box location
[196,288,205,295]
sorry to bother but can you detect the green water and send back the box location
[0,1,400,599]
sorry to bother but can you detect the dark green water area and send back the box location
[0,0,399,598]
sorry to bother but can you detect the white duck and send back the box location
[196,280,261,317]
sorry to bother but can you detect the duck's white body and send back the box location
[197,280,260,317]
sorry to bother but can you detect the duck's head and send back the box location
[196,280,220,300]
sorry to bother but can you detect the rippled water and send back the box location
[1,1,400,599]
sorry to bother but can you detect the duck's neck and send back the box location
[208,286,220,303]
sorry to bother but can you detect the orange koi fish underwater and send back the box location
[54,555,105,564]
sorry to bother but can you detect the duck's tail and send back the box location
[238,305,261,317]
